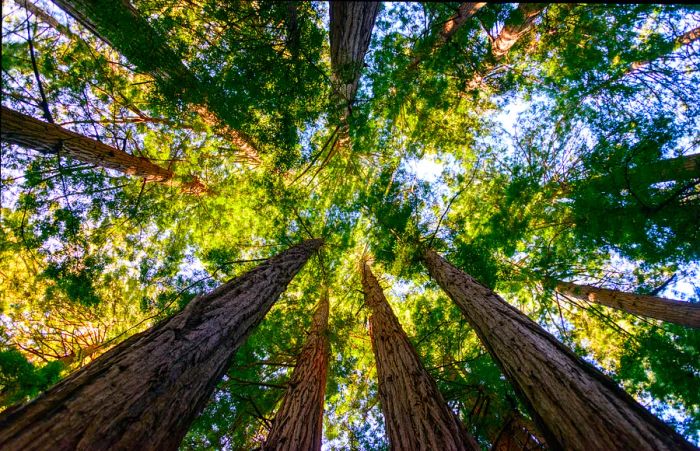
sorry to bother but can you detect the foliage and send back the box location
[1,1,699,448]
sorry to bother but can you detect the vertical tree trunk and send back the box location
[263,290,330,451]
[0,239,322,451]
[555,280,700,328]
[422,248,696,451]
[1,106,206,194]
[50,0,261,163]
[329,1,379,131]
[361,261,479,451]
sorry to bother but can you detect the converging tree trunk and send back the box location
[466,3,548,90]
[408,3,486,70]
[50,0,261,163]
[361,260,479,451]
[584,152,700,193]
[1,106,206,194]
[263,290,330,451]
[329,1,379,123]
[556,280,700,328]
[1,106,205,193]
[422,248,696,451]
[0,239,322,451]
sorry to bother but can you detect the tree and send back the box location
[422,248,697,451]
[361,259,479,451]
[1,106,206,193]
[555,280,700,328]
[329,1,380,137]
[0,239,322,450]
[263,289,330,451]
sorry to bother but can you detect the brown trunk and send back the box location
[408,3,486,71]
[587,153,700,192]
[329,1,380,120]
[0,239,322,451]
[629,26,700,72]
[263,291,330,451]
[361,260,479,451]
[422,248,696,451]
[556,280,700,328]
[466,3,547,90]
[1,106,206,194]
[492,412,547,451]
[50,0,260,163]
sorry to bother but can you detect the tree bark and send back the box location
[1,106,206,194]
[408,3,486,71]
[361,260,479,451]
[556,280,700,328]
[50,0,261,163]
[263,290,330,451]
[0,239,322,451]
[466,3,548,90]
[422,248,696,451]
[329,1,379,122]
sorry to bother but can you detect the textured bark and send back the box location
[408,3,486,71]
[556,281,700,328]
[50,0,260,163]
[423,248,696,451]
[361,261,479,451]
[263,291,330,451]
[492,413,547,451]
[329,1,379,118]
[1,106,206,194]
[0,239,322,451]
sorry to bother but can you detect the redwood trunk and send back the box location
[263,291,330,451]
[50,0,260,162]
[361,261,479,451]
[1,107,205,194]
[423,248,695,451]
[408,3,486,71]
[491,3,548,58]
[466,3,547,90]
[556,281,700,328]
[0,239,322,451]
[329,1,379,117]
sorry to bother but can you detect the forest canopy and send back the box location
[1,1,699,449]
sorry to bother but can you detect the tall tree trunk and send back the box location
[263,290,330,451]
[556,280,700,328]
[50,0,261,163]
[585,152,700,193]
[329,0,379,144]
[466,3,548,90]
[1,106,206,194]
[0,239,322,451]
[628,26,700,73]
[408,3,486,70]
[422,248,696,451]
[361,260,479,451]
